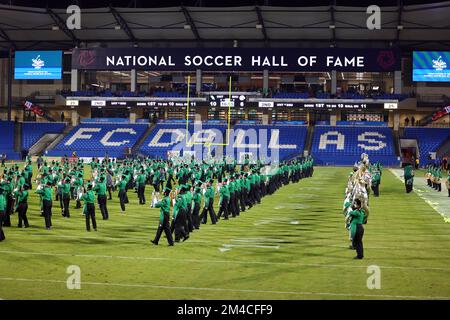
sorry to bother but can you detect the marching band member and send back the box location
[345,199,365,260]
[61,177,71,218]
[446,170,450,197]
[136,169,147,205]
[81,183,97,232]
[36,180,53,230]
[151,187,174,246]
[0,186,6,241]
[200,179,217,225]
[191,181,202,229]
[118,174,128,212]
[94,176,109,220]
[217,178,230,220]
[404,164,414,193]
[15,183,29,228]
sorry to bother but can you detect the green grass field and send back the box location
[0,166,450,300]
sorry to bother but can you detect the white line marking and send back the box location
[0,277,447,300]
[1,250,449,271]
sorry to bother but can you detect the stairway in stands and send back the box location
[436,138,450,158]
[131,123,156,156]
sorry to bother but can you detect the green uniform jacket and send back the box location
[81,190,95,215]
[0,194,5,211]
[155,196,170,223]
[219,184,230,204]
[94,182,107,196]
[36,187,53,202]
[193,190,202,206]
[349,209,365,238]
[62,183,71,196]
[204,186,214,207]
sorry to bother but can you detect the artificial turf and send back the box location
[0,165,449,300]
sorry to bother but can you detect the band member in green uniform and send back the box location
[94,176,109,220]
[200,179,217,224]
[151,187,174,246]
[371,169,381,197]
[81,183,97,231]
[61,177,71,218]
[171,186,189,242]
[404,164,414,193]
[15,183,29,228]
[192,182,202,229]
[118,175,128,212]
[346,199,365,259]
[217,178,230,220]
[36,180,53,230]
[446,170,450,197]
[137,169,147,205]
[0,186,6,241]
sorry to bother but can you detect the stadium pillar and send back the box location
[71,68,78,92]
[131,69,137,92]
[331,70,337,95]
[130,112,136,123]
[330,113,337,126]
[393,112,400,131]
[196,69,202,94]
[71,110,79,126]
[263,69,269,95]
[7,48,12,121]
[394,70,402,94]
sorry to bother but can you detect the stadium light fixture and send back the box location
[397,25,404,30]
[52,26,59,31]
[114,25,121,30]
[184,24,191,30]
[329,25,335,29]
[256,24,263,29]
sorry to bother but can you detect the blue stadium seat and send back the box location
[404,128,450,163]
[312,125,398,165]
[154,91,187,98]
[0,121,20,160]
[273,92,310,99]
[22,122,66,150]
[47,123,148,158]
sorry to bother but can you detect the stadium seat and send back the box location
[273,92,310,99]
[22,122,66,150]
[231,124,307,162]
[311,125,398,165]
[403,127,450,163]
[47,123,148,158]
[0,121,20,160]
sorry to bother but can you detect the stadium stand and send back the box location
[22,122,66,150]
[139,123,227,159]
[403,127,450,163]
[311,125,398,166]
[232,124,307,162]
[47,123,148,158]
[0,121,20,160]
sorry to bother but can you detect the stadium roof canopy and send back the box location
[0,0,449,51]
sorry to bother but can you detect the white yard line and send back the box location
[0,276,447,300]
[1,249,450,271]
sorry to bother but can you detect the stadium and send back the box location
[0,0,449,303]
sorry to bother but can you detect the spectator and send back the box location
[61,112,65,122]
[405,117,410,127]
[411,116,415,126]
